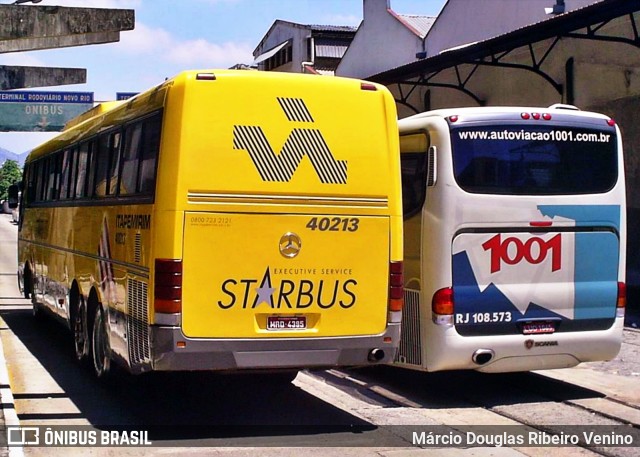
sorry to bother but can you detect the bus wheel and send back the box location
[32,300,43,320]
[26,272,43,320]
[91,306,111,378]
[73,296,89,363]
[23,268,32,300]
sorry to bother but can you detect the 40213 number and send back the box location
[306,217,359,232]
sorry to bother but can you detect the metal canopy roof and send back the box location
[253,40,290,65]
[369,0,640,111]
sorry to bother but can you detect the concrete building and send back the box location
[253,1,600,81]
[253,21,356,75]
[425,0,602,58]
[336,0,600,80]
[336,0,435,79]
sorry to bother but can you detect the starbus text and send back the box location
[217,267,357,310]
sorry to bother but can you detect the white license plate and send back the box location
[522,322,556,334]
[267,316,307,331]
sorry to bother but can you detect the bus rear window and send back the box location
[451,125,617,195]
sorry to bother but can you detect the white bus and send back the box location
[397,105,626,372]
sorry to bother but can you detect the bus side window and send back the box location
[75,142,90,199]
[68,147,79,200]
[94,134,110,198]
[399,132,430,219]
[120,122,143,196]
[138,114,161,195]
[59,148,75,200]
[34,160,44,203]
[24,164,35,206]
[108,132,122,196]
[46,154,62,201]
[26,162,37,205]
[85,140,96,198]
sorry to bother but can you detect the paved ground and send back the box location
[585,304,640,378]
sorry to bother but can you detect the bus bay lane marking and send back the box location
[0,313,25,457]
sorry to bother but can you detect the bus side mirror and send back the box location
[8,183,20,209]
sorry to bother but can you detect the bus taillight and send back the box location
[432,287,454,325]
[617,282,626,316]
[389,261,404,312]
[154,259,183,314]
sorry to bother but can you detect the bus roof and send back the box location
[25,69,390,164]
[399,105,615,132]
[63,101,125,131]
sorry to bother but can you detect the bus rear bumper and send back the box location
[424,317,624,373]
[149,324,400,372]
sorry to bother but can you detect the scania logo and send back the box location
[525,339,559,349]
[279,232,301,258]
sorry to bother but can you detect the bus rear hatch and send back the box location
[452,225,620,336]
[181,212,390,338]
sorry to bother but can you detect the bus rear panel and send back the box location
[397,106,625,373]
[149,71,404,372]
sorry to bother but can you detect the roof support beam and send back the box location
[395,81,421,113]
[0,5,134,53]
[0,4,134,89]
[422,80,485,106]
[0,31,121,54]
[0,65,86,90]
[563,13,640,48]
[464,59,563,95]
[460,36,564,96]
[388,33,564,113]
[393,74,486,112]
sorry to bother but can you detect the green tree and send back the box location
[0,159,22,201]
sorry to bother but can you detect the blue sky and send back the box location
[0,0,446,154]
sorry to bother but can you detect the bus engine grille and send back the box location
[127,278,151,366]
[395,288,422,366]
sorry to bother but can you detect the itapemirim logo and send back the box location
[233,97,348,184]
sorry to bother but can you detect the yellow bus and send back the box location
[13,70,404,379]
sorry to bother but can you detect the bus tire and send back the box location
[25,269,43,320]
[23,267,32,300]
[72,294,89,363]
[91,305,111,379]
[32,300,43,320]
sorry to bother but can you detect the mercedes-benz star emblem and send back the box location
[279,232,302,258]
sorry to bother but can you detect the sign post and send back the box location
[0,90,94,132]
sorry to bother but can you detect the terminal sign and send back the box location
[116,92,138,101]
[0,90,94,132]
